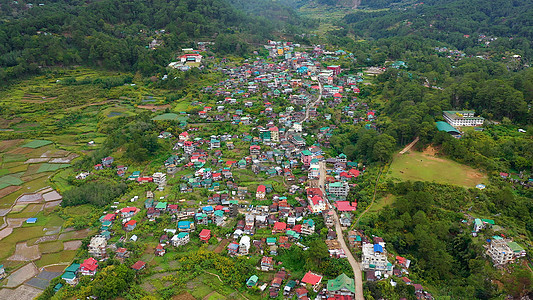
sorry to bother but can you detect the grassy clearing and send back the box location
[368,194,396,213]
[35,250,77,268]
[38,241,64,254]
[388,151,486,187]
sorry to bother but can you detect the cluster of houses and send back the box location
[62,39,388,298]
[246,269,356,300]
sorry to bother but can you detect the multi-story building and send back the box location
[328,181,350,197]
[270,127,280,142]
[308,159,320,179]
[443,111,484,127]
[239,235,251,255]
[171,232,190,247]
[486,236,515,266]
[88,235,107,258]
[361,243,393,275]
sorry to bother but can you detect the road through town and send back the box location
[318,161,364,300]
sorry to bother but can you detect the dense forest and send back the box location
[0,0,312,81]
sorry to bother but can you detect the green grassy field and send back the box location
[388,151,486,187]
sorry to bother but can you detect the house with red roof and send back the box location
[155,244,165,256]
[120,207,140,218]
[272,221,287,234]
[137,177,153,183]
[335,201,357,212]
[199,229,211,242]
[179,53,202,63]
[101,213,116,222]
[179,131,189,141]
[301,271,323,289]
[124,220,137,231]
[256,185,266,199]
[80,257,98,276]
[131,261,146,271]
[270,126,280,142]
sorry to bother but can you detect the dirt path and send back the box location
[203,271,249,300]
[399,136,419,154]
[354,166,384,227]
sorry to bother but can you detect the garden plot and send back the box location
[0,175,24,190]
[26,270,62,290]
[24,158,49,164]
[44,200,61,209]
[0,140,24,152]
[0,284,42,300]
[0,186,21,200]
[6,218,26,228]
[1,263,38,288]
[63,240,82,250]
[21,140,52,149]
[36,163,70,173]
[49,153,78,163]
[8,242,41,261]
[16,193,43,204]
[42,190,62,202]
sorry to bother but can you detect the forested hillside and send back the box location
[343,0,533,57]
[0,0,311,82]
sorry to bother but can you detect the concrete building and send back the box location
[328,181,350,197]
[361,243,393,275]
[443,111,484,127]
[239,235,251,255]
[88,235,107,258]
[486,236,514,266]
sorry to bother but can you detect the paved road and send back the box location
[318,162,364,300]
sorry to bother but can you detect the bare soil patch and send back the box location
[0,284,42,300]
[44,200,62,209]
[33,235,58,244]
[42,190,62,202]
[0,228,13,240]
[422,145,438,156]
[16,193,43,204]
[0,140,23,152]
[40,150,70,158]
[173,293,196,300]
[8,242,41,261]
[0,186,21,200]
[137,104,171,110]
[214,239,230,253]
[24,158,49,164]
[6,218,26,228]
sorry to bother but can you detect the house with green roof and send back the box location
[246,275,259,287]
[327,273,355,297]
[62,271,78,285]
[155,202,167,211]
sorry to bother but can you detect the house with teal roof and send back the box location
[246,275,259,287]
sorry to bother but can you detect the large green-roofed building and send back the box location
[327,273,355,295]
[436,121,461,135]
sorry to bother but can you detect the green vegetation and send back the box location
[388,151,486,187]
[62,182,127,207]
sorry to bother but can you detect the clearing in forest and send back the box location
[389,150,486,187]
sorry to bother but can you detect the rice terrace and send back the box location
[388,147,487,187]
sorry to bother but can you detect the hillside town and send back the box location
[1,38,528,300]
